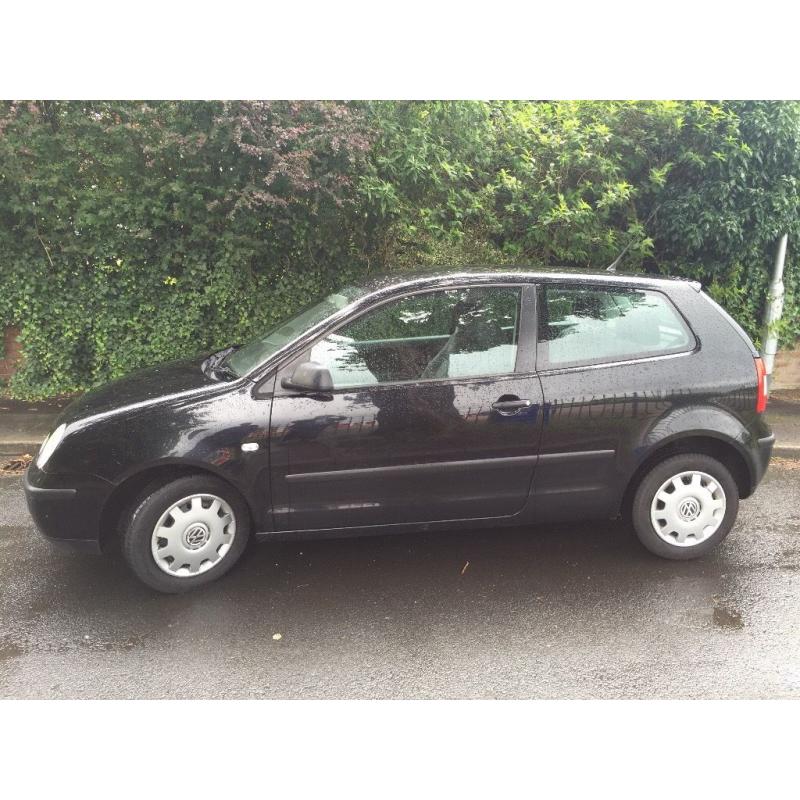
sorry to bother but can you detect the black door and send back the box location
[267,283,544,531]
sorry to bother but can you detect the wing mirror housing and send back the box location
[280,361,334,394]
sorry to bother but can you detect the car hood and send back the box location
[58,355,220,428]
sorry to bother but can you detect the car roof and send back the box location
[356,266,701,294]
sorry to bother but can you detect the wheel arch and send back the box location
[98,462,254,552]
[619,433,753,520]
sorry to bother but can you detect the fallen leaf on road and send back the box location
[1,454,32,474]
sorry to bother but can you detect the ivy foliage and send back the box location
[1,100,798,398]
[0,101,373,396]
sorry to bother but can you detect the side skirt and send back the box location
[253,513,526,542]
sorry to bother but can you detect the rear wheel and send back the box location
[631,453,739,560]
[122,475,250,592]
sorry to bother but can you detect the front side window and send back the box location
[537,285,694,369]
[309,286,522,389]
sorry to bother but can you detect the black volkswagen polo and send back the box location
[24,269,774,592]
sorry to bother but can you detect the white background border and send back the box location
[2,1,798,99]
[1,1,797,794]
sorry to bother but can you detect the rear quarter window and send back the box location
[536,284,695,370]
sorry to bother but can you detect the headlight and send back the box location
[36,423,67,469]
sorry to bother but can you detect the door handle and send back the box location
[491,398,532,415]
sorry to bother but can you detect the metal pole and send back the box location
[761,233,788,377]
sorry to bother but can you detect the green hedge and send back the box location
[1,100,798,398]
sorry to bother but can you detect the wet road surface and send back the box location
[1,461,799,698]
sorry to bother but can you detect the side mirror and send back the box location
[280,361,334,394]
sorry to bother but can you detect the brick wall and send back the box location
[0,326,22,381]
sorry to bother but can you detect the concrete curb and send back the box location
[0,442,40,457]
[773,445,800,459]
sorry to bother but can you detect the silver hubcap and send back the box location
[151,494,236,577]
[650,470,726,547]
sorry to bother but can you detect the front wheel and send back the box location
[122,475,251,592]
[631,453,739,560]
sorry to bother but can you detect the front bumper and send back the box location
[23,463,113,553]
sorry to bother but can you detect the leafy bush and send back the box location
[1,100,798,398]
[0,101,373,396]
[362,100,800,341]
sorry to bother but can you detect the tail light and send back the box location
[754,357,768,414]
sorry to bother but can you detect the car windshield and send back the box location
[225,286,367,377]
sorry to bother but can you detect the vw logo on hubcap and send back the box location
[183,523,210,550]
[678,497,701,521]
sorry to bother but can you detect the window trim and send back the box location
[534,283,698,372]
[272,282,534,395]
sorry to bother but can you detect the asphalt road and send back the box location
[1,460,799,699]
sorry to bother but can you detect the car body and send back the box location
[24,268,774,591]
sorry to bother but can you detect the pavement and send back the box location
[0,397,72,457]
[1,458,799,698]
[765,389,800,457]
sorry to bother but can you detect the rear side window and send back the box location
[537,284,694,369]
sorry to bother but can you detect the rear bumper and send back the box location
[751,432,775,491]
[23,463,112,554]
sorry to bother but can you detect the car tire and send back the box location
[631,453,739,560]
[121,475,251,593]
